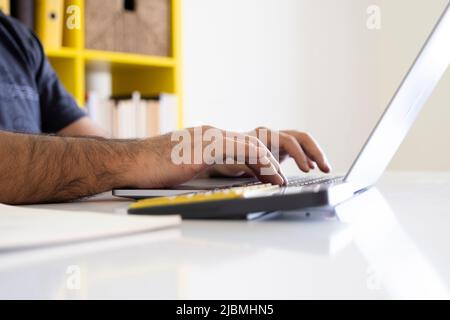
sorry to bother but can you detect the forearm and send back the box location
[58,117,110,138]
[0,131,140,205]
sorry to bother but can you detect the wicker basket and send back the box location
[85,0,171,56]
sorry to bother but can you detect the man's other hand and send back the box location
[208,127,332,180]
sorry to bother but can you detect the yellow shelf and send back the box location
[42,0,183,127]
[46,48,175,68]
[84,50,176,68]
[46,47,79,59]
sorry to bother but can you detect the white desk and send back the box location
[1,172,450,300]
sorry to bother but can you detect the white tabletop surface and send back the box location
[1,172,450,300]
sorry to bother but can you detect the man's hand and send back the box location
[123,126,287,189]
[56,118,332,183]
[208,127,331,179]
[0,126,289,204]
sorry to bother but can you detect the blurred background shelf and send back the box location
[45,47,79,59]
[39,0,183,129]
[83,50,176,68]
[46,48,176,68]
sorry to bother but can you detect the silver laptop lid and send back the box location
[345,2,450,192]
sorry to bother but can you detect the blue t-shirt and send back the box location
[0,12,85,134]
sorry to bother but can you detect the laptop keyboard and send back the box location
[235,176,344,190]
[286,176,344,187]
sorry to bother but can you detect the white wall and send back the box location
[183,0,450,173]
[380,0,450,171]
[183,0,310,132]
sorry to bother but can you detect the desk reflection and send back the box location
[0,187,448,299]
[336,188,450,300]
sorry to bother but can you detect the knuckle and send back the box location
[287,135,298,145]
[201,125,217,132]
[256,126,269,132]
[200,125,210,131]
[301,132,314,141]
[255,126,270,137]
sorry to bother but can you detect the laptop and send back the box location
[117,2,450,218]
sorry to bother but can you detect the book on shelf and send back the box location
[87,91,178,139]
[0,0,10,15]
[86,91,114,135]
[159,94,178,135]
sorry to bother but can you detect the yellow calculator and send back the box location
[128,184,281,219]
[126,179,346,219]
